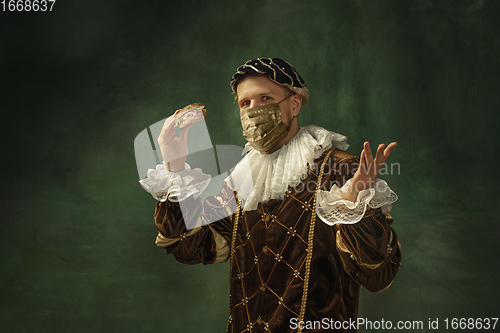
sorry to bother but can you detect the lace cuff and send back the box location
[139,162,211,202]
[316,178,398,225]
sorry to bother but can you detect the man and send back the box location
[140,58,401,332]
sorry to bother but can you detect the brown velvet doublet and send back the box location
[154,148,401,333]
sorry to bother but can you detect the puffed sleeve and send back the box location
[317,150,402,292]
[139,162,211,202]
[140,163,238,265]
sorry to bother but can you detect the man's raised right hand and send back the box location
[157,111,193,172]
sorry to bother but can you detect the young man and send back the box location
[140,58,401,332]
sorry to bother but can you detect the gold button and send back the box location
[262,246,268,253]
[260,285,266,291]
[257,318,262,324]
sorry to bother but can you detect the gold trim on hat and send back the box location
[269,58,295,85]
[257,58,277,82]
[231,58,310,105]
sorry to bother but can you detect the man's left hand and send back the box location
[346,141,397,202]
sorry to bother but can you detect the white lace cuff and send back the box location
[139,162,211,202]
[316,178,398,225]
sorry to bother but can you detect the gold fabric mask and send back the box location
[240,95,292,152]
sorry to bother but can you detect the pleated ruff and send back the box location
[226,125,349,211]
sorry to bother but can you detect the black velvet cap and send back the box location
[230,58,309,105]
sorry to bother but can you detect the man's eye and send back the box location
[263,96,272,101]
[241,101,250,107]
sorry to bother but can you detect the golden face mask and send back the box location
[240,95,292,152]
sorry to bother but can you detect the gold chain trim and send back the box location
[225,149,334,332]
[298,148,335,333]
[226,197,241,333]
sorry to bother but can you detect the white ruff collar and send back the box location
[225,125,349,211]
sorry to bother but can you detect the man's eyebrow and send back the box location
[238,91,277,103]
[238,91,276,101]
[259,91,275,96]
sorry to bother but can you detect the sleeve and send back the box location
[140,163,238,265]
[138,162,211,202]
[316,178,397,225]
[318,152,402,292]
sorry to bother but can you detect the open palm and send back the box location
[346,141,398,202]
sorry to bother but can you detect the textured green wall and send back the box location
[1,0,499,332]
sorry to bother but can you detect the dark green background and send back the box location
[1,0,499,332]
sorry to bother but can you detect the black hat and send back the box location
[230,58,309,105]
